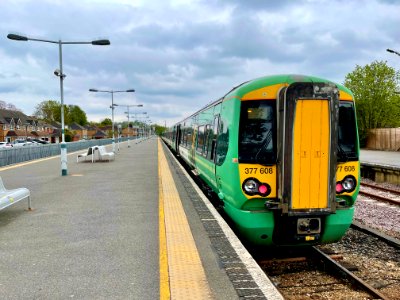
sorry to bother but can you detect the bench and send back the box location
[77,146,97,163]
[0,177,31,211]
[94,145,115,162]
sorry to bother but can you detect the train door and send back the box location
[175,124,181,154]
[278,82,339,213]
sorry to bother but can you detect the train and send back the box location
[162,74,360,246]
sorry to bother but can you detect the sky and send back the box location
[0,0,399,126]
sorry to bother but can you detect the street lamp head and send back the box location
[7,33,28,41]
[92,39,110,46]
[387,49,394,53]
[126,89,135,92]
[137,104,143,107]
[54,69,66,78]
[89,89,98,92]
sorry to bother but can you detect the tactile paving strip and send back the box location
[158,140,212,299]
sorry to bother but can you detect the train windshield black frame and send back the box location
[239,100,276,164]
[338,101,358,162]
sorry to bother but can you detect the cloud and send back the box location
[0,0,399,126]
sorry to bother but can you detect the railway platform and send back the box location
[0,138,282,300]
[360,149,400,184]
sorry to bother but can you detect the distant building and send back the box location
[0,109,54,143]
[69,122,88,141]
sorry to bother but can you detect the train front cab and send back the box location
[228,80,359,246]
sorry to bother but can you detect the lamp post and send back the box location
[387,48,400,57]
[89,89,135,152]
[126,112,147,141]
[123,105,144,148]
[7,33,110,176]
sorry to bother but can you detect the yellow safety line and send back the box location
[159,142,171,300]
[158,139,211,299]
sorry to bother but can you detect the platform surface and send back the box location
[360,149,400,168]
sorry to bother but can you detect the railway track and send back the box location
[351,220,400,249]
[256,241,397,300]
[359,182,400,205]
[361,182,400,196]
[310,247,390,300]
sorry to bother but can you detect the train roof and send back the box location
[224,74,353,99]
[173,74,353,127]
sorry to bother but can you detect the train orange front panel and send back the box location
[292,99,330,209]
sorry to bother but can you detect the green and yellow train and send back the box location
[163,74,360,246]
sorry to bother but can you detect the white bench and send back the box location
[77,146,97,163]
[94,145,115,162]
[0,177,31,211]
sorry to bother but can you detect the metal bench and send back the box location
[0,177,31,211]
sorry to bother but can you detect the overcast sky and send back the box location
[1,0,399,126]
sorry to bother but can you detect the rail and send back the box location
[310,246,389,300]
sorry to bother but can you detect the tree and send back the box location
[68,105,88,126]
[344,60,400,145]
[154,124,166,136]
[100,118,112,126]
[34,100,61,122]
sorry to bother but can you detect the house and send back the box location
[0,109,53,143]
[85,125,98,140]
[69,122,88,141]
[92,130,107,139]
[122,125,140,138]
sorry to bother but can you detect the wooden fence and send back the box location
[366,128,400,151]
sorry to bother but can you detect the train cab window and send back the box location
[338,102,358,161]
[239,100,276,164]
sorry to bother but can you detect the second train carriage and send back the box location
[163,74,360,246]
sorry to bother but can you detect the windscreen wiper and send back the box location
[337,144,349,162]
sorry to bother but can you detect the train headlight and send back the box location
[336,175,357,194]
[242,178,271,197]
[342,175,356,192]
[243,178,259,194]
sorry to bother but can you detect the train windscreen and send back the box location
[239,100,276,164]
[338,101,358,161]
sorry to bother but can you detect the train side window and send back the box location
[187,127,193,147]
[209,115,220,161]
[216,118,228,166]
[196,125,205,154]
[203,125,211,158]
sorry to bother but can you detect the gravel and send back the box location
[355,179,400,240]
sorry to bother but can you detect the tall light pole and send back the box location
[128,113,148,141]
[89,89,135,152]
[123,104,144,148]
[7,33,110,176]
[387,48,400,57]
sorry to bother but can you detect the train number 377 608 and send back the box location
[337,165,356,172]
[244,167,274,175]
